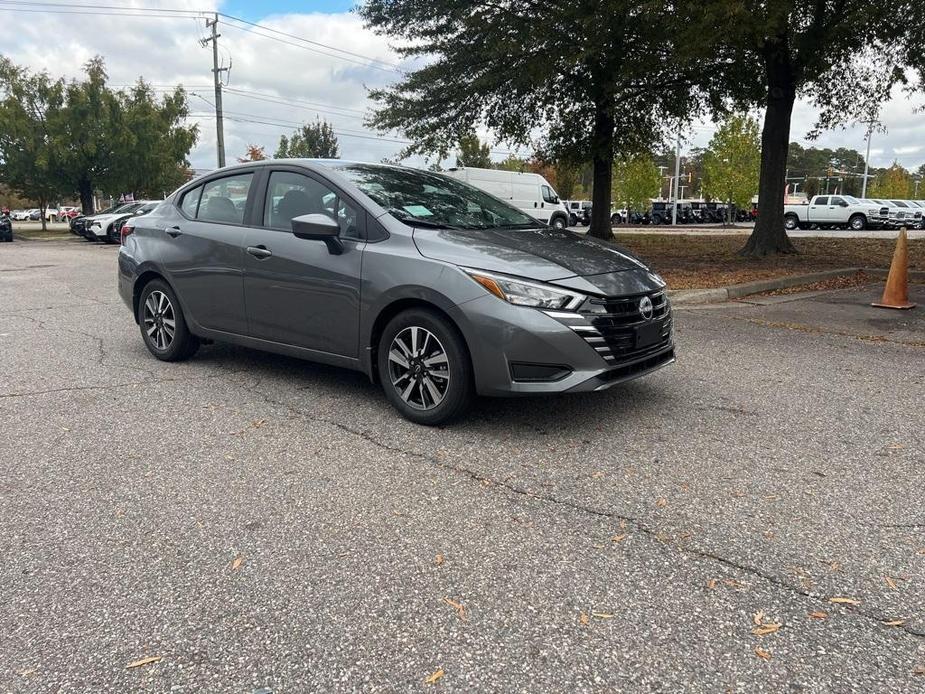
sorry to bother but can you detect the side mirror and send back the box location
[291,213,343,255]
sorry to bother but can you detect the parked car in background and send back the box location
[109,201,161,243]
[444,166,571,230]
[783,195,887,231]
[10,209,30,221]
[565,200,591,226]
[0,212,13,242]
[80,201,153,242]
[870,199,915,228]
[119,160,674,425]
[27,209,41,221]
[57,206,80,222]
[888,200,923,228]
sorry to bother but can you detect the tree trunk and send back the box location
[78,178,94,215]
[740,55,798,257]
[39,199,47,232]
[588,102,616,240]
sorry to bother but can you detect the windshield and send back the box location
[331,164,542,230]
[843,195,861,204]
[111,203,142,214]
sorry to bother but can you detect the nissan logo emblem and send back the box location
[639,295,654,320]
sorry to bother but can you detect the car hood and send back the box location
[412,226,650,282]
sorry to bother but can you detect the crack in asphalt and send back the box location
[230,377,925,643]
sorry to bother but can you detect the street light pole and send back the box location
[671,132,681,225]
[861,121,875,199]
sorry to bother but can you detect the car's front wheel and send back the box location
[551,215,567,230]
[138,279,200,361]
[377,309,473,425]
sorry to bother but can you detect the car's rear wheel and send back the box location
[784,214,799,231]
[377,309,473,425]
[138,279,199,361]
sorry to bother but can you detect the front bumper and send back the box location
[452,291,674,397]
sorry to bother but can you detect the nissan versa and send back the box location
[118,161,674,424]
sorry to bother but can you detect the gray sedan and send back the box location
[117,160,673,424]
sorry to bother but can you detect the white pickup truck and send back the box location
[783,195,888,231]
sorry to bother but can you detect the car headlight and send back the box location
[463,268,584,310]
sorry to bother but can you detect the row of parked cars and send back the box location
[783,195,925,231]
[564,199,753,227]
[7,206,81,222]
[70,200,161,243]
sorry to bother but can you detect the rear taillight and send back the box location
[120,223,135,244]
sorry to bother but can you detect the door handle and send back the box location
[247,245,272,259]
[165,225,182,238]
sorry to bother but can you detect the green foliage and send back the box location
[0,57,64,228]
[0,57,197,214]
[611,155,661,213]
[275,120,340,159]
[494,155,529,173]
[683,0,924,254]
[359,0,706,237]
[869,162,914,199]
[456,133,491,168]
[702,114,761,216]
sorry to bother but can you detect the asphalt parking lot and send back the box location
[1,241,923,692]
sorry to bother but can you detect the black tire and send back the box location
[137,279,200,362]
[784,214,799,231]
[551,215,567,230]
[848,214,866,231]
[377,308,473,425]
[652,213,663,226]
[610,213,622,226]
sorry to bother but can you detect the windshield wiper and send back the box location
[491,222,544,230]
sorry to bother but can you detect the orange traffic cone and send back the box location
[872,227,916,310]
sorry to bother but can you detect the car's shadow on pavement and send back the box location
[184,340,674,434]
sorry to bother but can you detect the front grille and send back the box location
[570,290,672,364]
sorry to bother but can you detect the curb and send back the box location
[669,268,867,305]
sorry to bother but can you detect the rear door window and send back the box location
[198,174,254,225]
[815,197,828,206]
[180,186,202,218]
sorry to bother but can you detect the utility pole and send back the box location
[671,132,681,225]
[202,13,228,168]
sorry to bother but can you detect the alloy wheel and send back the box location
[388,326,450,410]
[143,290,176,351]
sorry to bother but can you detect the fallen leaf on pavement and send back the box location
[809,611,828,620]
[754,647,771,661]
[231,555,244,571]
[731,490,746,498]
[753,610,766,625]
[579,611,590,626]
[723,578,746,589]
[434,554,444,567]
[443,597,466,621]
[914,666,925,676]
[611,534,627,543]
[126,656,162,669]
[252,419,266,428]
[591,612,614,619]
[656,497,668,508]
[707,579,718,590]
[425,669,444,685]
[618,519,626,530]
[829,597,861,605]
[883,619,906,626]
[752,623,782,636]
[591,471,605,479]
[884,576,898,590]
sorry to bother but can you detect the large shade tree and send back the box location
[686,0,925,256]
[276,120,340,159]
[702,114,761,223]
[359,0,706,239]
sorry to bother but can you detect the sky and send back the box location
[0,0,922,178]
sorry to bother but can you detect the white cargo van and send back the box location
[444,166,571,229]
